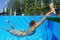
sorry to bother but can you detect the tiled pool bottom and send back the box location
[0,16,60,40]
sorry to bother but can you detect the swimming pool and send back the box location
[0,16,60,40]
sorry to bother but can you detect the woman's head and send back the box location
[49,3,54,9]
[30,20,36,27]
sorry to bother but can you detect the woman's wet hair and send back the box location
[30,20,36,27]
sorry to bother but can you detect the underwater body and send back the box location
[0,16,60,40]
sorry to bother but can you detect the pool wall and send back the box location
[0,16,60,40]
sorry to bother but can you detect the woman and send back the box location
[48,3,56,16]
[45,3,56,16]
[3,3,56,36]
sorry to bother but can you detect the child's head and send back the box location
[30,20,36,27]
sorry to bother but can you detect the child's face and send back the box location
[33,20,36,26]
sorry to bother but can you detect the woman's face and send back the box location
[49,3,54,9]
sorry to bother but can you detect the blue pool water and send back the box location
[0,16,60,40]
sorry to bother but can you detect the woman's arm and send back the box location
[51,8,56,14]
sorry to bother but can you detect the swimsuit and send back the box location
[26,29,36,36]
[50,13,56,16]
[10,29,36,36]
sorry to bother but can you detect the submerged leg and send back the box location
[2,27,10,32]
[9,24,14,29]
[5,20,14,29]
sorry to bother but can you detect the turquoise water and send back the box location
[0,16,60,40]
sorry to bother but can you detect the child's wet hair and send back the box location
[29,20,36,27]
